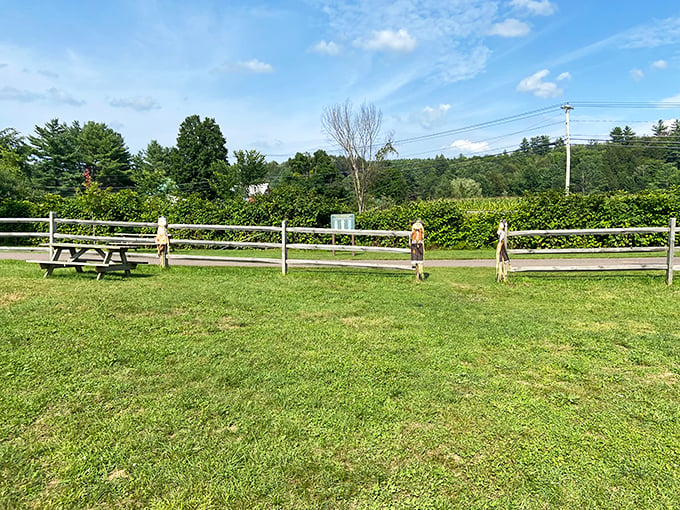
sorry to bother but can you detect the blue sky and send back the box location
[1,0,679,162]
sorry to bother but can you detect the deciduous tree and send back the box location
[321,100,395,212]
[0,128,31,198]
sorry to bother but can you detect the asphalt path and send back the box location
[0,249,668,269]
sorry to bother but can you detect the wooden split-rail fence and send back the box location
[496,217,679,285]
[0,213,417,275]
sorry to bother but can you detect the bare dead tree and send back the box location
[322,100,395,212]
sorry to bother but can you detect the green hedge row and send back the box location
[3,187,680,249]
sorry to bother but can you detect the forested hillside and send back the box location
[2,115,680,210]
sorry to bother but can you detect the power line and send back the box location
[392,104,563,147]
[570,101,680,109]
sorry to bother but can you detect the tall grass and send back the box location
[456,196,521,213]
[1,261,680,508]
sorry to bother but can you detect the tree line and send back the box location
[3,110,680,211]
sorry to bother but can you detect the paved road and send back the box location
[0,249,668,269]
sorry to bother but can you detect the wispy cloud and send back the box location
[630,68,644,81]
[510,0,557,16]
[215,59,274,73]
[46,88,86,106]
[110,96,161,111]
[354,29,416,53]
[517,69,564,97]
[316,0,497,83]
[556,72,571,81]
[0,86,85,105]
[414,104,451,129]
[661,93,680,104]
[651,59,668,69]
[488,19,530,38]
[436,46,492,83]
[548,17,680,69]
[447,139,490,154]
[311,40,341,56]
[37,69,59,79]
[21,67,59,79]
[620,17,680,48]
[0,86,41,102]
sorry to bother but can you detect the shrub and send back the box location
[4,188,680,250]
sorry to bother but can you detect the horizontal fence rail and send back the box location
[0,214,417,275]
[55,218,158,229]
[0,217,49,223]
[287,227,411,237]
[497,217,678,285]
[508,226,670,237]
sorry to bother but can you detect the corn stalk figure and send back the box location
[496,220,510,282]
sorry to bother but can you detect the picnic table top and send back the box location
[40,242,145,250]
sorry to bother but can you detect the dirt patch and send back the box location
[217,316,244,330]
[645,370,678,385]
[298,310,334,320]
[107,468,129,481]
[0,292,23,307]
[341,316,396,329]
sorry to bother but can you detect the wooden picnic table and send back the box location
[28,242,148,280]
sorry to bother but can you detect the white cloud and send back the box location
[621,17,680,49]
[0,86,85,106]
[447,139,490,154]
[437,46,492,83]
[215,59,274,73]
[510,0,557,16]
[488,19,530,37]
[661,93,680,104]
[0,86,40,102]
[630,68,644,81]
[110,96,161,111]
[46,87,86,106]
[415,104,451,129]
[311,40,341,56]
[316,1,497,84]
[354,29,416,53]
[550,17,680,68]
[651,59,668,69]
[556,72,571,81]
[516,69,563,98]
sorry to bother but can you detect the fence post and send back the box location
[666,217,676,285]
[48,211,56,259]
[281,220,288,275]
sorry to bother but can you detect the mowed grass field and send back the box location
[1,260,680,509]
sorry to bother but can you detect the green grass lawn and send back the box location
[1,261,680,508]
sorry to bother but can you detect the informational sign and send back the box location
[331,214,355,231]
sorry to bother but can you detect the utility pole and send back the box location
[562,103,573,195]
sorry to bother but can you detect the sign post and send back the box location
[331,214,355,256]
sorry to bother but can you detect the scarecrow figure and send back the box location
[410,219,425,281]
[496,219,510,282]
[155,216,170,269]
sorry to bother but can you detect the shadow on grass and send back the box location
[291,267,416,280]
[512,272,667,283]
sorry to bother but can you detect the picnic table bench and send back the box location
[28,242,148,280]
